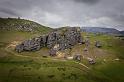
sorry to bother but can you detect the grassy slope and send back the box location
[0,30,89,82]
[0,18,53,34]
[0,30,124,82]
[81,33,124,82]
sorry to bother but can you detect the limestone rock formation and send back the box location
[15,27,83,54]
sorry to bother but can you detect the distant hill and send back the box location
[120,31,124,35]
[0,18,53,33]
[81,27,123,35]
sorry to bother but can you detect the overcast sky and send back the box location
[0,0,124,30]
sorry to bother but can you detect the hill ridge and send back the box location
[0,17,52,33]
[81,27,122,35]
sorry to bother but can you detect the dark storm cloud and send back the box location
[0,8,19,16]
[74,0,99,4]
[0,0,124,30]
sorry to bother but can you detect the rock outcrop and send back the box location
[15,36,47,52]
[15,27,83,54]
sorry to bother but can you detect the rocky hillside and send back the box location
[0,18,52,33]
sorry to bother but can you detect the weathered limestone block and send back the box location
[15,44,24,53]
[15,36,46,52]
[73,54,81,61]
[47,32,57,48]
[49,48,57,56]
[22,37,41,51]
[95,41,102,48]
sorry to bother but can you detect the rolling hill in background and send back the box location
[120,31,124,35]
[81,27,124,35]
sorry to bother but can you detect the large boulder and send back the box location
[15,44,24,53]
[49,48,57,56]
[95,41,102,48]
[46,27,83,50]
[15,36,46,52]
[73,54,81,61]
[47,32,58,48]
[87,57,96,64]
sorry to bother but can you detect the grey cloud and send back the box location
[74,0,100,4]
[0,8,19,16]
[0,0,124,30]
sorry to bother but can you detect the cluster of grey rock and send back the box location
[15,27,83,54]
[15,35,47,52]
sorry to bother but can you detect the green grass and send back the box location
[0,31,34,43]
[0,52,88,82]
[0,31,124,82]
[82,32,124,59]
[0,30,87,82]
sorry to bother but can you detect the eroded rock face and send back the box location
[15,27,83,54]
